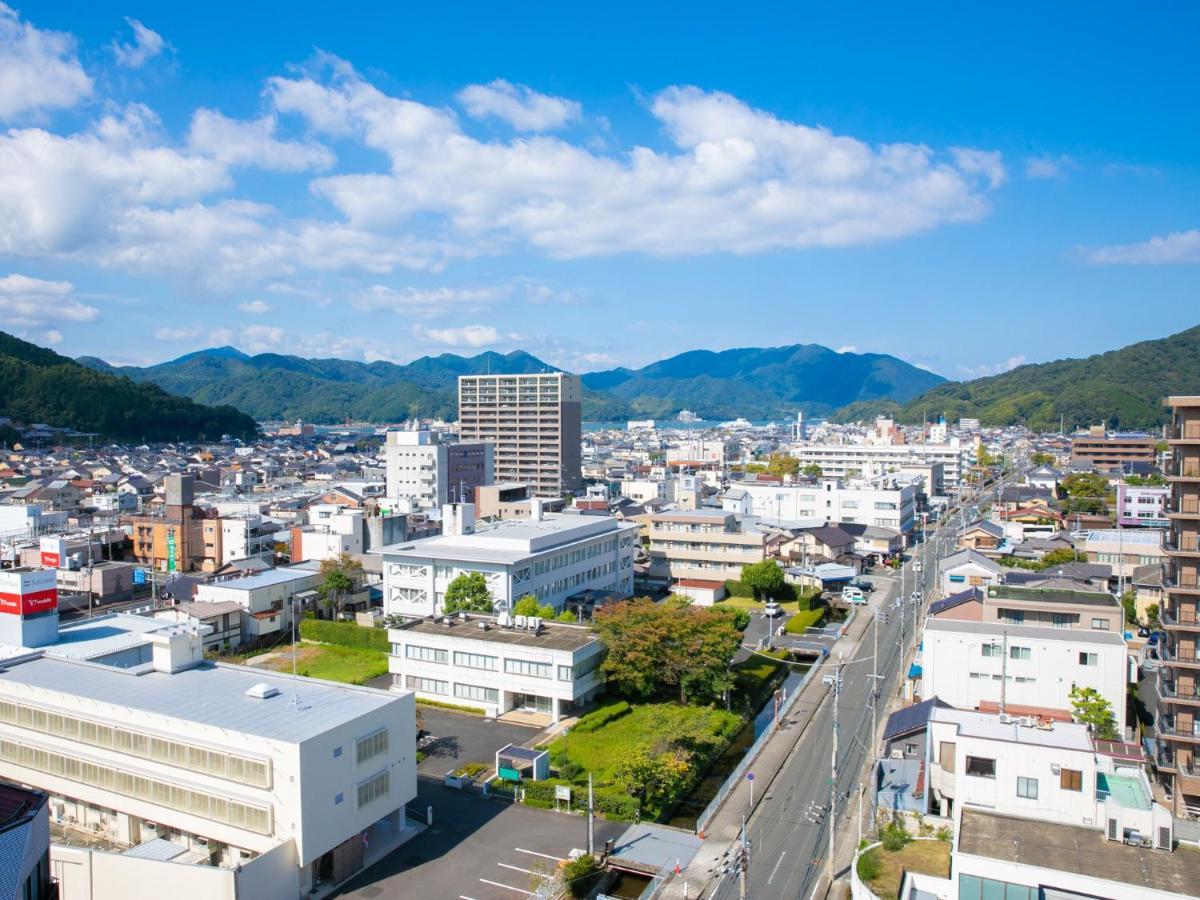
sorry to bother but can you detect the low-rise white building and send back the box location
[0,616,417,899]
[921,618,1129,735]
[730,476,919,535]
[790,438,967,489]
[388,613,604,721]
[193,568,319,643]
[378,504,638,618]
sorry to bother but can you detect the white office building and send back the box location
[790,439,967,490]
[378,503,638,618]
[385,430,493,510]
[921,618,1129,736]
[388,613,605,721]
[728,476,919,534]
[0,615,417,899]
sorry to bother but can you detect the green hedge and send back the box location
[724,580,820,605]
[570,700,631,734]
[517,777,642,821]
[299,618,389,652]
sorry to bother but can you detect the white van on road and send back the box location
[842,585,867,605]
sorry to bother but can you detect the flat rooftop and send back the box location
[397,615,599,653]
[200,567,316,591]
[932,707,1093,752]
[0,612,173,663]
[375,513,635,564]
[958,806,1200,895]
[924,617,1126,647]
[0,654,402,743]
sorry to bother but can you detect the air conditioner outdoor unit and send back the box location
[1019,716,1036,727]
[891,749,904,760]
[998,713,1013,724]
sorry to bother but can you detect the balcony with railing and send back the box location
[1167,534,1200,557]
[1161,605,1200,630]
[1157,675,1200,705]
[1169,421,1200,444]
[1160,641,1200,667]
[1156,712,1200,741]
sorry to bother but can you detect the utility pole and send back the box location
[587,773,594,856]
[738,814,749,900]
[825,658,844,887]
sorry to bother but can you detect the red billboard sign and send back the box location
[0,588,58,616]
[40,551,60,568]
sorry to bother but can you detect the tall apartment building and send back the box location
[385,430,494,509]
[457,373,582,497]
[1158,395,1200,816]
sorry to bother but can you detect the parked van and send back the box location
[842,585,867,605]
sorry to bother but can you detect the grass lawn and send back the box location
[860,840,950,899]
[719,596,803,613]
[784,605,829,634]
[548,700,741,785]
[251,642,389,685]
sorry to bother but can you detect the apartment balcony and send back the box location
[1161,642,1200,668]
[1167,535,1200,558]
[1158,675,1200,706]
[1160,606,1200,630]
[1156,713,1200,742]
[1165,573,1200,595]
[1168,425,1200,445]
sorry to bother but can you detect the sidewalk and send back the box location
[658,592,883,899]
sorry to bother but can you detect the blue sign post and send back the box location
[747,771,755,807]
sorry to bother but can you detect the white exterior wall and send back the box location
[4,676,414,893]
[385,432,446,509]
[737,480,918,532]
[382,523,637,618]
[388,626,603,719]
[941,561,1003,595]
[921,625,1128,734]
[619,479,666,504]
[791,441,965,489]
[953,849,1186,900]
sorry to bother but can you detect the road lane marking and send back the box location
[767,850,787,885]
[479,878,533,895]
[514,847,563,861]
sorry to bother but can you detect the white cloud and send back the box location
[457,79,581,132]
[42,328,62,345]
[412,323,506,348]
[187,108,334,172]
[1076,229,1200,265]
[950,148,1006,188]
[1024,154,1073,179]
[958,355,1026,379]
[237,299,271,314]
[836,344,857,354]
[279,62,1004,258]
[352,284,505,316]
[112,17,165,69]
[0,3,92,119]
[154,326,203,341]
[0,273,98,326]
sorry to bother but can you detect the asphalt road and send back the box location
[709,521,960,900]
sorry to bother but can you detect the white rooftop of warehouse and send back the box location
[200,567,316,591]
[374,512,637,564]
[931,706,1093,752]
[0,653,402,743]
[924,617,1127,647]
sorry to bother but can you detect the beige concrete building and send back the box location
[646,510,767,583]
[457,373,582,498]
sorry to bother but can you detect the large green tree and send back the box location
[741,559,785,601]
[317,552,364,616]
[442,572,494,614]
[592,598,741,704]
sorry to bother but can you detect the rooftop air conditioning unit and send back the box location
[891,749,904,760]
[514,615,528,629]
[1019,716,1036,727]
[998,713,1013,724]
[478,621,489,631]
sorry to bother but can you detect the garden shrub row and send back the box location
[299,618,389,652]
[723,580,821,605]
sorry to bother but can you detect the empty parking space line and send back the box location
[498,862,543,877]
[514,847,563,862]
[479,878,533,895]
[459,896,481,900]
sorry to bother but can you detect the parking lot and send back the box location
[418,708,540,777]
[332,780,625,899]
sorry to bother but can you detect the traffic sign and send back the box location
[746,772,755,782]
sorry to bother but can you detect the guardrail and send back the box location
[694,659,822,834]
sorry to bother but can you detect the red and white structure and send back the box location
[0,567,58,647]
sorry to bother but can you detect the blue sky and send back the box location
[1,2,1197,377]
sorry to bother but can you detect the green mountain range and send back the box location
[0,332,257,441]
[835,323,1200,431]
[77,343,945,423]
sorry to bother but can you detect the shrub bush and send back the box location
[298,618,389,652]
[855,849,881,882]
[562,854,601,898]
[593,787,640,820]
[571,701,631,733]
[880,818,912,852]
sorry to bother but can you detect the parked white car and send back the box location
[842,586,867,604]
